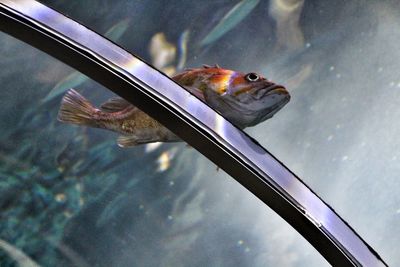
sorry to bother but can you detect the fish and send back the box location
[57,65,290,147]
[149,32,176,73]
[269,0,305,51]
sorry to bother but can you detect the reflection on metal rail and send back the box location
[0,1,387,266]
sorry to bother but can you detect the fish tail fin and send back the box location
[58,89,97,127]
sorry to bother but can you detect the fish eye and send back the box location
[245,73,260,82]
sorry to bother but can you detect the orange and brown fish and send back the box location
[58,65,290,147]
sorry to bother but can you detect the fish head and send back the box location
[202,69,290,128]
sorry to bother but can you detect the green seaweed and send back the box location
[200,0,260,47]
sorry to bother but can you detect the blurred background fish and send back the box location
[269,0,305,52]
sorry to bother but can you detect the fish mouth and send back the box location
[266,85,288,95]
[263,84,288,96]
[252,84,289,99]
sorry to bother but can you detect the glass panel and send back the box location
[0,31,328,266]
[247,2,400,266]
[39,0,398,265]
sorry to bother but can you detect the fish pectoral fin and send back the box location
[100,97,132,112]
[117,135,139,147]
[117,135,157,147]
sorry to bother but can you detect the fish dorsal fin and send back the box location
[100,97,132,112]
[202,64,221,69]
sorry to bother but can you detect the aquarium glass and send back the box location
[0,30,328,267]
[40,0,400,265]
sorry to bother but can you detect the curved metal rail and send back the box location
[0,1,387,266]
